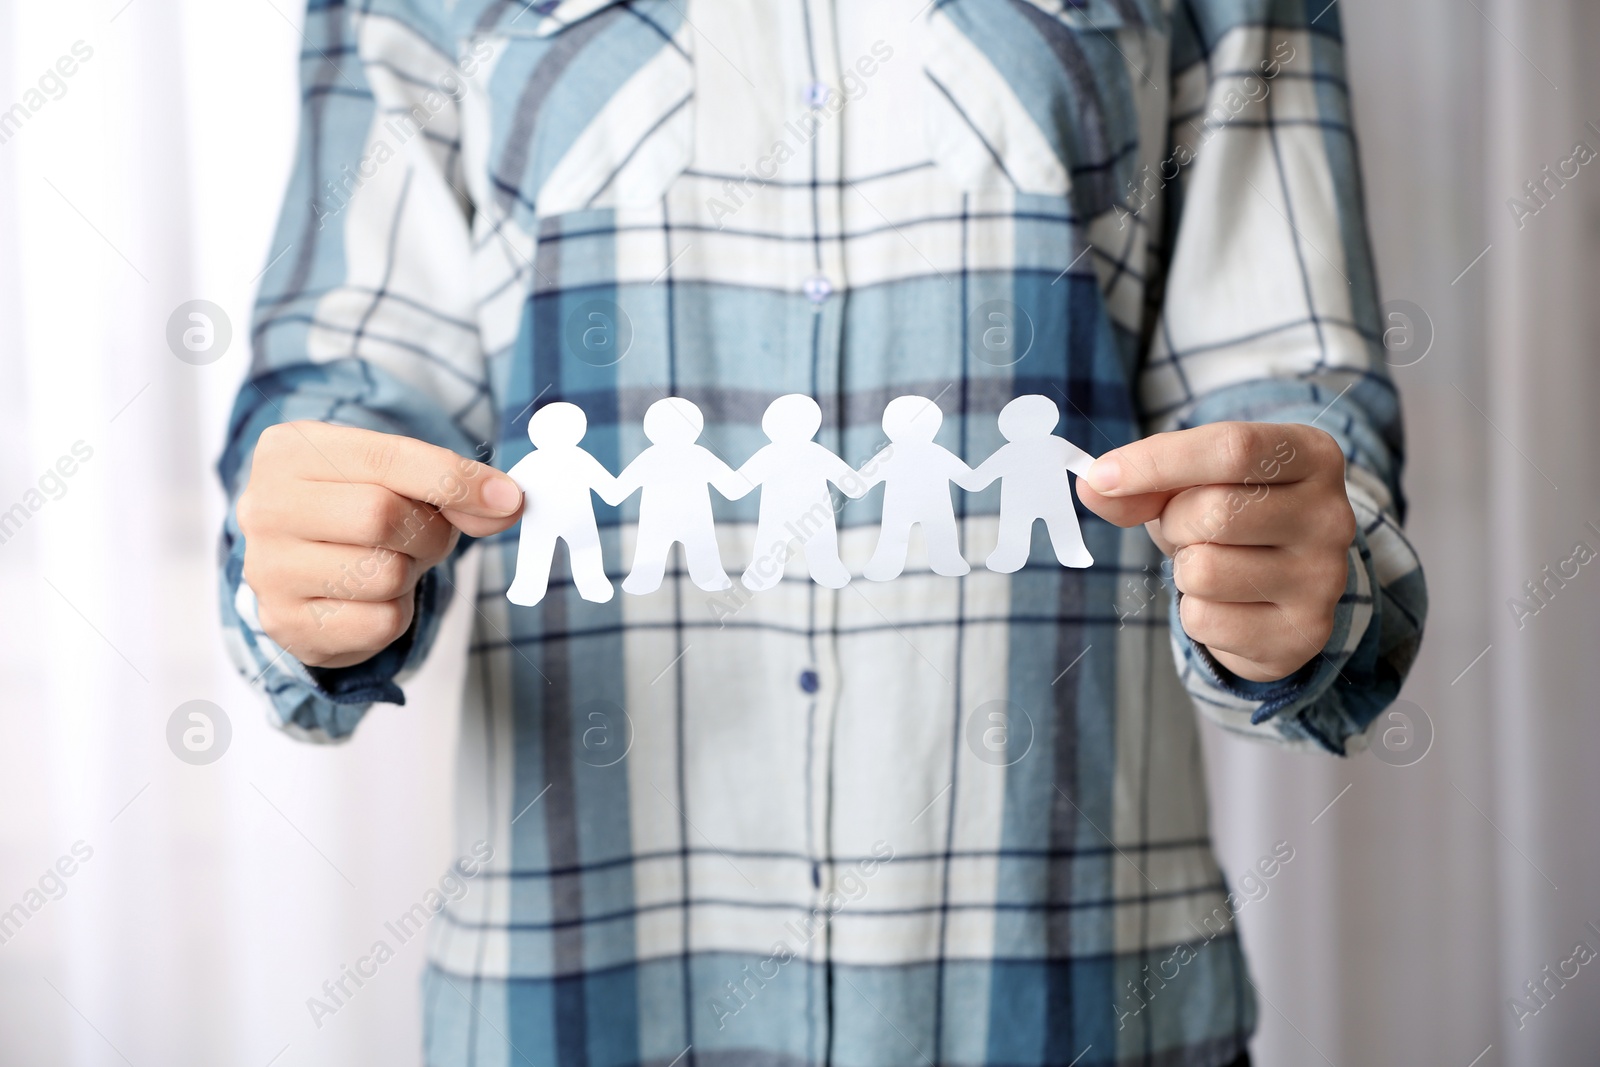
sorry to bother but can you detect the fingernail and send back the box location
[1086,457,1121,493]
[482,474,522,514]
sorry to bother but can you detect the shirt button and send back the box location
[804,81,830,108]
[799,669,820,693]
[803,275,833,304]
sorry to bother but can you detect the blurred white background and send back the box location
[1,1,1597,1064]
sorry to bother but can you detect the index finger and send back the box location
[280,422,523,518]
[1082,422,1318,497]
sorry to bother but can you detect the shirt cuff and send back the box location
[221,552,452,743]
[1169,499,1380,755]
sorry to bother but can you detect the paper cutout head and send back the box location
[881,395,943,443]
[997,394,1060,441]
[762,393,823,442]
[642,397,704,444]
[527,401,588,448]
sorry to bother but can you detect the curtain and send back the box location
[1,1,1596,1063]
[0,3,461,1063]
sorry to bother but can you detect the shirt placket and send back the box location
[797,0,848,1061]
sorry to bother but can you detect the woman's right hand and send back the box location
[235,421,523,669]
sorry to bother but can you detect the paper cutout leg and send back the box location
[509,522,615,604]
[969,395,1095,572]
[616,397,752,595]
[508,526,558,605]
[797,522,851,588]
[737,394,862,592]
[505,402,625,606]
[987,501,1092,571]
[860,395,976,581]
[562,524,616,601]
[620,520,675,595]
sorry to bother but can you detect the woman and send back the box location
[220,1,1426,1063]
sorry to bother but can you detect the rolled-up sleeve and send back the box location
[217,0,491,742]
[1139,1,1427,754]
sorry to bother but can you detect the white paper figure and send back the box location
[506,402,626,606]
[614,397,751,595]
[967,394,1096,571]
[859,395,985,581]
[735,394,866,591]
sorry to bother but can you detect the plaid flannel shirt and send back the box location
[218,0,1427,1063]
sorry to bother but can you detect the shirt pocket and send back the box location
[463,0,696,220]
[921,0,1153,217]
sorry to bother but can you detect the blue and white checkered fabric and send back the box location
[217,0,1427,1063]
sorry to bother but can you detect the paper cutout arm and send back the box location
[1064,441,1095,479]
[961,452,1002,492]
[505,454,536,488]
[612,456,647,503]
[579,452,628,506]
[734,448,774,490]
[710,457,754,501]
[855,446,892,492]
[822,451,870,499]
[948,453,986,492]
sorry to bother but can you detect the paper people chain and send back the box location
[505,394,1096,607]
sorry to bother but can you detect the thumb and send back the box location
[441,491,525,538]
[1076,479,1176,530]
